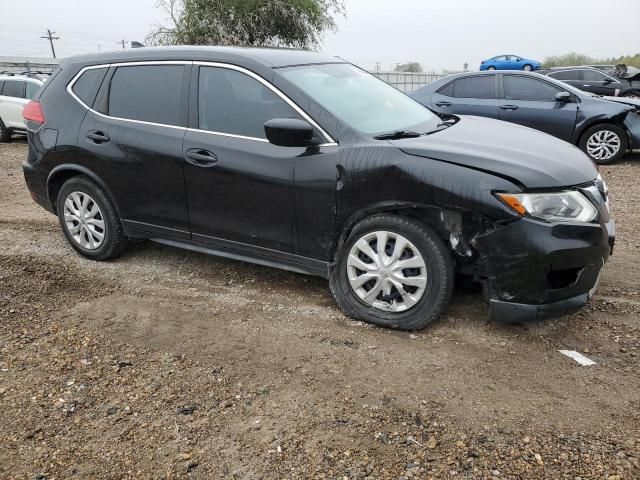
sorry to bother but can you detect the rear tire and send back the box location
[487,66,496,71]
[0,117,11,142]
[56,176,128,261]
[329,214,454,331]
[578,123,627,164]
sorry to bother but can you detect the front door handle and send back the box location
[500,104,519,111]
[185,148,218,167]
[86,130,110,144]
[436,101,452,107]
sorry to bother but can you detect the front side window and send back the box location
[549,70,581,81]
[504,76,561,102]
[108,65,183,126]
[72,67,108,106]
[1,80,25,98]
[280,63,439,136]
[198,67,301,139]
[582,69,609,82]
[453,76,495,99]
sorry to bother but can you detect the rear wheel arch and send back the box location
[47,165,122,218]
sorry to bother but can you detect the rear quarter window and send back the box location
[71,67,108,107]
[107,65,184,126]
[436,82,454,97]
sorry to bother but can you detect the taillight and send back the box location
[23,100,45,125]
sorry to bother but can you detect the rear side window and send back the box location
[71,67,108,107]
[453,76,495,99]
[108,65,184,126]
[1,80,25,98]
[549,70,581,81]
[198,66,301,139]
[504,76,561,101]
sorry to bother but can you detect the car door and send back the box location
[182,64,311,253]
[430,75,500,119]
[499,74,578,141]
[580,69,623,96]
[77,63,190,238]
[0,79,27,129]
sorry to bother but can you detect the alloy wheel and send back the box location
[63,191,106,250]
[586,130,621,161]
[523,65,532,71]
[347,231,427,312]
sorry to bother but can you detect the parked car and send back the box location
[22,47,614,330]
[479,55,541,71]
[410,70,640,163]
[0,73,45,141]
[541,65,640,99]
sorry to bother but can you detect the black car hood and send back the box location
[396,116,598,189]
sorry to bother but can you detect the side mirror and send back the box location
[264,118,317,147]
[555,91,572,103]
[603,78,613,85]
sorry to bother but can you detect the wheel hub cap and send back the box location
[347,231,427,312]
[586,130,621,160]
[63,191,105,250]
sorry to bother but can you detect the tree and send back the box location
[543,52,640,68]
[147,0,344,49]
[394,61,423,73]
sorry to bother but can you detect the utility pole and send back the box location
[118,39,127,49]
[41,29,60,59]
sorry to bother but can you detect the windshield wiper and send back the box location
[373,130,422,140]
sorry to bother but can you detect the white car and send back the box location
[0,73,46,142]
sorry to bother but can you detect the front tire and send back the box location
[579,123,627,164]
[329,214,454,331]
[523,64,533,71]
[621,90,640,100]
[56,176,128,261]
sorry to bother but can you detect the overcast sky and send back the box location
[1,0,639,71]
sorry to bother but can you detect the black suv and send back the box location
[23,47,615,330]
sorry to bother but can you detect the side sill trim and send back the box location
[150,237,330,279]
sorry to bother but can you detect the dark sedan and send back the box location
[541,66,640,99]
[410,70,640,163]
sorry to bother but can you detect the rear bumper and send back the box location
[23,161,54,213]
[471,214,614,323]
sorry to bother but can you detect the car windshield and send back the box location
[279,63,440,136]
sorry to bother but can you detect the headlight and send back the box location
[496,191,597,222]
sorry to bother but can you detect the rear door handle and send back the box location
[435,101,452,107]
[185,148,218,167]
[86,130,110,143]
[500,104,519,110]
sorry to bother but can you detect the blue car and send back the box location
[479,54,541,71]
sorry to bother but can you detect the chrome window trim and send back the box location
[66,60,338,146]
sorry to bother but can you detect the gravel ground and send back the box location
[1,140,639,479]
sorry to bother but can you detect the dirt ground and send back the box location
[1,139,639,480]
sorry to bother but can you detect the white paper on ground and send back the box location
[559,350,596,366]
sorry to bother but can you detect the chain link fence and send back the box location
[370,71,450,92]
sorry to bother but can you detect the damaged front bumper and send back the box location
[470,196,614,323]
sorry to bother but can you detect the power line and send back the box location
[40,28,60,58]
